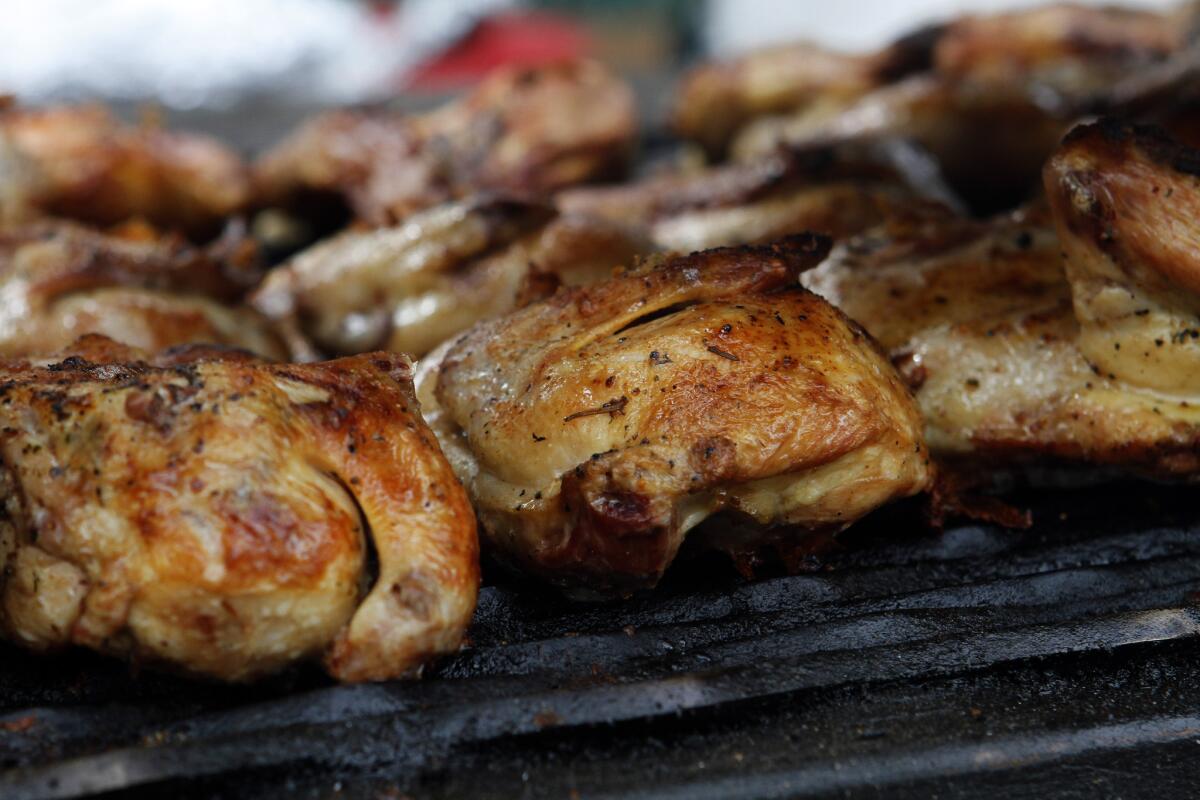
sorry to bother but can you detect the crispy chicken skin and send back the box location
[255,61,636,226]
[0,335,478,681]
[0,221,285,359]
[417,237,931,596]
[806,120,1200,476]
[253,197,649,359]
[0,105,250,237]
[556,142,950,252]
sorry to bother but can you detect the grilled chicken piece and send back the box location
[0,105,250,237]
[805,120,1200,476]
[671,27,939,157]
[0,221,285,359]
[672,43,888,159]
[256,61,635,226]
[722,4,1184,211]
[0,335,477,681]
[253,197,649,359]
[417,237,931,596]
[1047,119,1200,398]
[557,140,957,252]
[932,3,1181,100]
[804,205,1067,353]
[731,75,1069,214]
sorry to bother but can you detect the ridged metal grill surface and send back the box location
[2,482,1199,799]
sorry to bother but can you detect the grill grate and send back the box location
[1,481,1199,799]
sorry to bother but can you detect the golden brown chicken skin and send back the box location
[0,221,285,359]
[0,104,250,237]
[1046,118,1200,396]
[255,61,635,226]
[556,142,951,252]
[253,197,649,359]
[417,237,931,597]
[806,120,1200,476]
[0,335,478,681]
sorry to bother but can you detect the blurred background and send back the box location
[0,0,1180,149]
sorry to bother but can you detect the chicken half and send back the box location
[0,104,250,237]
[556,140,958,253]
[805,120,1200,477]
[255,61,636,226]
[252,197,649,359]
[0,220,285,359]
[417,237,932,597]
[0,335,478,681]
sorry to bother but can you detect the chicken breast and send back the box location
[0,220,285,359]
[804,120,1200,477]
[556,140,956,252]
[255,61,635,226]
[252,197,649,359]
[417,237,931,597]
[0,104,250,237]
[0,335,478,681]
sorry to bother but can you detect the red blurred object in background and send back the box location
[406,11,594,91]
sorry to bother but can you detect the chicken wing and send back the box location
[255,61,636,226]
[416,237,931,597]
[0,220,285,359]
[556,140,957,252]
[0,335,478,681]
[805,120,1200,477]
[0,104,250,237]
[252,197,649,359]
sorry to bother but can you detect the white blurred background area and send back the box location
[0,0,1183,112]
[706,0,1176,55]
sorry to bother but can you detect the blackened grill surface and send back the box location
[2,481,1200,799]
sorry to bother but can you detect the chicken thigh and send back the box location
[417,237,931,597]
[0,335,477,681]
